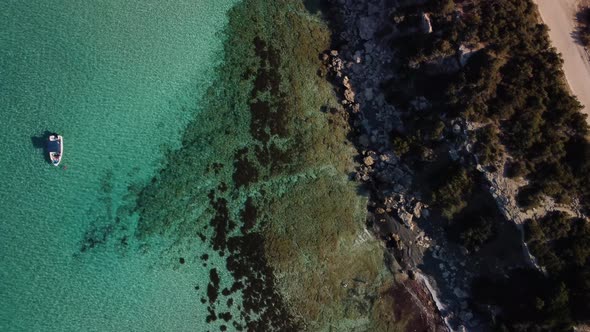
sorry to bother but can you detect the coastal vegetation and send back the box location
[462,0,590,211]
[576,6,590,48]
[429,162,472,219]
[392,0,590,207]
[472,212,590,330]
[525,213,590,324]
[385,0,590,329]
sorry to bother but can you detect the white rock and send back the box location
[413,202,423,218]
[343,76,352,89]
[421,13,433,34]
[344,89,355,102]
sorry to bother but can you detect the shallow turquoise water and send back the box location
[0,1,239,330]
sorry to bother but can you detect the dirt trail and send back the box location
[534,0,590,117]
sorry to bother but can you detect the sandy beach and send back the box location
[534,0,590,116]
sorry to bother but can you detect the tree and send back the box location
[432,166,473,219]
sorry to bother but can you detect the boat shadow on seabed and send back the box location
[31,131,58,166]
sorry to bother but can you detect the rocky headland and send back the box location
[319,0,543,330]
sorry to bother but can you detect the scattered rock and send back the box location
[394,271,409,282]
[344,89,355,103]
[453,287,469,299]
[364,88,374,101]
[353,50,362,63]
[359,16,377,40]
[413,202,423,218]
[421,12,433,34]
[343,76,352,89]
[321,2,476,330]
[359,134,370,147]
[398,210,414,228]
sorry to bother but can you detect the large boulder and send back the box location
[363,155,375,166]
[359,16,377,40]
[364,88,374,101]
[413,202,424,218]
[398,210,414,228]
[380,151,398,165]
[344,89,355,103]
[342,76,352,89]
[420,13,433,33]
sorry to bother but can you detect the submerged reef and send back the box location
[131,0,409,330]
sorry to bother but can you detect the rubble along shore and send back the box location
[319,0,461,330]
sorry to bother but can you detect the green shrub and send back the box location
[474,125,501,165]
[431,165,473,219]
[576,7,590,47]
[458,216,495,251]
[505,160,528,178]
[391,136,411,156]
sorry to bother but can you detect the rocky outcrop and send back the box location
[321,0,451,329]
[465,122,586,271]
[322,0,590,329]
[421,12,433,34]
[320,0,522,329]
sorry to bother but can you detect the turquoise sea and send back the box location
[0,1,239,331]
[1,0,392,330]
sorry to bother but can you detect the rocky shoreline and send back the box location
[320,0,458,329]
[319,0,535,330]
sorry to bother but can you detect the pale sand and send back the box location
[533,0,590,116]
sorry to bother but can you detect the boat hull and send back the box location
[47,135,63,166]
